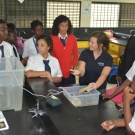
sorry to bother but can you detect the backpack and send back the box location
[107,66,118,84]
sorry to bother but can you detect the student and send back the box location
[51,15,78,85]
[25,34,62,84]
[116,35,135,84]
[0,19,14,57]
[101,84,135,135]
[71,31,113,93]
[22,20,44,59]
[102,60,135,100]
[6,23,20,59]
[6,23,28,65]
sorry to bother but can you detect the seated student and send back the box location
[70,31,113,93]
[25,34,62,84]
[22,20,44,60]
[101,83,135,135]
[6,23,28,65]
[0,19,14,57]
[102,60,135,100]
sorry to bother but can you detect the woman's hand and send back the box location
[70,69,81,76]
[88,82,98,91]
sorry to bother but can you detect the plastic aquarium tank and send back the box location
[0,57,24,111]
[63,86,101,107]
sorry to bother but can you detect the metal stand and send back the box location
[28,99,46,118]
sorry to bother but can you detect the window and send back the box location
[7,0,44,28]
[120,3,135,27]
[0,1,5,20]
[91,3,120,27]
[46,1,81,28]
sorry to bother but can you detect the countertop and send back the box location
[26,79,127,135]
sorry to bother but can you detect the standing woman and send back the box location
[51,15,78,85]
[71,31,113,93]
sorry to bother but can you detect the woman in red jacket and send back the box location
[51,15,78,85]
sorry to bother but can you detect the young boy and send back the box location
[101,83,135,135]
[0,19,14,57]
[22,20,44,59]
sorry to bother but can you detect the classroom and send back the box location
[0,0,135,134]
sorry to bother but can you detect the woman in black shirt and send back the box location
[70,31,113,93]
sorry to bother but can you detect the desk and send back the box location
[26,78,127,135]
[1,92,50,135]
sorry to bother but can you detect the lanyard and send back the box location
[33,37,38,53]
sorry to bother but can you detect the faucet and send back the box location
[19,31,26,37]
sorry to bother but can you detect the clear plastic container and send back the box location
[63,86,101,107]
[0,57,24,111]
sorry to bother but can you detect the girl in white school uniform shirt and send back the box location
[25,34,62,84]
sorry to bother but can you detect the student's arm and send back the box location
[102,60,135,99]
[52,77,62,83]
[71,38,78,68]
[131,76,135,93]
[26,70,53,81]
[102,79,131,99]
[52,58,62,83]
[101,119,125,131]
[21,57,28,66]
[123,86,135,135]
[70,60,86,77]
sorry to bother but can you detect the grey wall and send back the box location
[16,28,133,40]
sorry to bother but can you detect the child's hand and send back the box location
[102,93,112,99]
[116,76,122,83]
[21,57,28,65]
[101,120,114,131]
[40,71,53,82]
[123,86,135,103]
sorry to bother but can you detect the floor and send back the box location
[75,76,116,90]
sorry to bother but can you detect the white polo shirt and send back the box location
[0,41,14,57]
[126,61,135,132]
[22,37,38,58]
[126,61,135,81]
[25,53,62,78]
[129,112,135,132]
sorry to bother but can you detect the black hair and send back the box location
[7,23,16,34]
[89,31,110,51]
[0,19,6,24]
[37,34,53,53]
[31,20,43,30]
[51,15,73,35]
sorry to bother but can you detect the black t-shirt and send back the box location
[79,49,113,90]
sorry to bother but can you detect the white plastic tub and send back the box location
[63,86,101,107]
